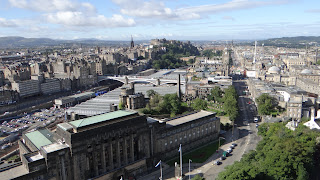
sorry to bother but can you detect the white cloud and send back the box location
[0,17,19,27]
[223,16,235,21]
[8,0,79,12]
[8,0,134,28]
[112,0,290,20]
[46,12,135,27]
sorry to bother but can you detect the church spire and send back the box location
[130,35,134,48]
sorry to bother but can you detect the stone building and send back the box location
[119,83,145,110]
[12,109,220,180]
[17,110,151,180]
[11,80,41,98]
[150,110,220,160]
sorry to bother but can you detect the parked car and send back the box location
[213,160,221,165]
[220,156,226,160]
[254,117,259,123]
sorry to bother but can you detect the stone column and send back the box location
[101,144,106,172]
[109,141,114,169]
[130,134,135,162]
[116,139,121,167]
[93,147,99,176]
[124,137,128,165]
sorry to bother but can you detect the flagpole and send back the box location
[189,159,192,180]
[155,160,162,180]
[160,161,162,180]
[180,144,182,178]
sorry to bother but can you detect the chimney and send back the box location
[177,74,181,101]
[130,82,135,94]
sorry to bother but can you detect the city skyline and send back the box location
[0,0,320,40]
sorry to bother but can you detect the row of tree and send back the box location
[217,122,320,180]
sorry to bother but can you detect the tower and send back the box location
[253,40,257,63]
[130,35,134,49]
[177,74,181,101]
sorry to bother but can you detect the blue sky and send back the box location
[0,0,320,40]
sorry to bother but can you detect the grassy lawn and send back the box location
[166,139,225,166]
[7,155,19,161]
[206,108,226,116]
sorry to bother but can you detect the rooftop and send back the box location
[27,153,44,162]
[69,110,137,128]
[0,165,28,180]
[25,129,54,150]
[166,110,216,127]
[70,91,95,99]
[42,143,69,154]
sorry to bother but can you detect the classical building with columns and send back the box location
[12,110,220,180]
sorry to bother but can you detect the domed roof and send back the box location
[301,69,312,74]
[268,66,280,74]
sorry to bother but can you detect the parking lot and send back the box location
[0,107,65,150]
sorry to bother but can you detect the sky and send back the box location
[0,0,320,41]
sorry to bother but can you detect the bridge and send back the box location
[98,75,186,86]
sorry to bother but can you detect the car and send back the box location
[230,144,235,149]
[254,117,258,123]
[227,148,233,153]
[232,143,237,147]
[256,124,259,128]
[213,160,221,165]
[220,156,226,160]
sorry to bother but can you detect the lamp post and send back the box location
[219,137,225,147]
[189,159,192,180]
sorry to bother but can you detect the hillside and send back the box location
[258,36,320,48]
[0,36,148,48]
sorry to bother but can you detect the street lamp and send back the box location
[219,137,225,147]
[189,159,192,180]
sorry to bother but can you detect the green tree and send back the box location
[146,89,157,97]
[158,94,182,116]
[118,102,124,110]
[222,86,239,121]
[192,98,208,111]
[217,123,320,180]
[256,94,278,115]
[208,86,223,103]
[191,174,204,180]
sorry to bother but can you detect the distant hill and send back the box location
[0,36,149,48]
[258,36,320,48]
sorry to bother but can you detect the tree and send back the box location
[192,98,208,111]
[191,174,204,180]
[208,86,223,103]
[256,94,278,115]
[118,102,124,110]
[222,86,239,121]
[217,123,320,180]
[146,89,157,97]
